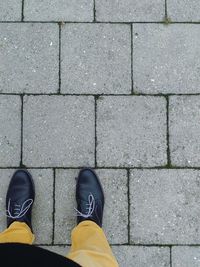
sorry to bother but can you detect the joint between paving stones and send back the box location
[20,94,24,167]
[21,0,25,22]
[130,24,134,94]
[2,21,200,25]
[52,168,56,245]
[170,246,172,267]
[166,96,171,168]
[165,0,168,20]
[94,96,98,167]
[127,169,131,244]
[5,166,200,170]
[3,92,200,97]
[58,23,61,94]
[35,243,200,249]
[93,0,96,22]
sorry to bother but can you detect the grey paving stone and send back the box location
[97,96,167,167]
[0,0,21,21]
[0,96,21,167]
[54,169,128,244]
[130,169,200,244]
[172,246,200,267]
[169,96,200,167]
[133,24,200,94]
[168,0,200,22]
[112,246,170,267]
[24,0,93,21]
[0,169,53,244]
[96,0,165,22]
[0,23,59,93]
[61,24,131,94]
[23,96,95,167]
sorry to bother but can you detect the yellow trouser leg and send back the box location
[67,220,119,267]
[0,222,35,244]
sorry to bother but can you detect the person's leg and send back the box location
[66,168,119,267]
[0,222,34,244]
[0,170,35,245]
[67,221,118,267]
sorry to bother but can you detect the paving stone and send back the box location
[133,24,200,94]
[96,0,165,22]
[112,246,170,267]
[23,96,95,167]
[54,169,128,244]
[0,169,53,244]
[24,0,93,21]
[130,169,200,244]
[0,96,21,167]
[97,96,167,167]
[172,246,200,267]
[168,0,200,22]
[0,23,59,93]
[169,96,200,167]
[61,24,131,94]
[0,0,21,21]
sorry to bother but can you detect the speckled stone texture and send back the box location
[24,0,94,21]
[112,246,170,267]
[54,169,128,244]
[0,0,21,21]
[169,96,200,167]
[97,96,167,167]
[130,169,200,244]
[132,24,200,94]
[96,0,165,22]
[61,24,131,94]
[168,0,200,22]
[0,96,21,166]
[23,96,95,167]
[0,23,59,93]
[172,246,200,267]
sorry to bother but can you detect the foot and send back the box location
[6,170,35,231]
[75,168,104,227]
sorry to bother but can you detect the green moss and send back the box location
[163,16,172,25]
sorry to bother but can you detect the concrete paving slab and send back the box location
[112,246,170,267]
[0,96,21,167]
[97,96,167,167]
[169,96,200,167]
[172,246,200,267]
[61,24,131,94]
[0,23,59,93]
[130,169,200,244]
[133,24,200,94]
[23,96,95,167]
[96,0,165,22]
[168,0,200,22]
[0,0,21,21]
[24,0,93,21]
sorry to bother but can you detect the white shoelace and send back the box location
[6,199,33,219]
[74,193,95,218]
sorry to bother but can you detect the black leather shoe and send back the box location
[6,170,35,231]
[75,168,104,227]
